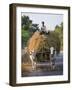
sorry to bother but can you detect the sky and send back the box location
[22,12,63,31]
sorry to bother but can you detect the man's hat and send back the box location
[42,21,44,24]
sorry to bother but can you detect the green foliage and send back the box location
[47,31,61,54]
[21,15,32,48]
[21,29,30,48]
[30,24,39,32]
[21,15,32,30]
[60,22,63,32]
[21,15,39,48]
[54,22,63,50]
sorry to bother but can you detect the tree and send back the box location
[60,22,63,32]
[21,15,32,30]
[21,15,32,48]
[29,24,39,35]
[54,22,63,50]
[21,15,40,48]
[47,31,61,54]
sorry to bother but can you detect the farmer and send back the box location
[40,21,49,35]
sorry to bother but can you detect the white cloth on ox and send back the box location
[50,47,54,55]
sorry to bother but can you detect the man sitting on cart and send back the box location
[40,21,49,35]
